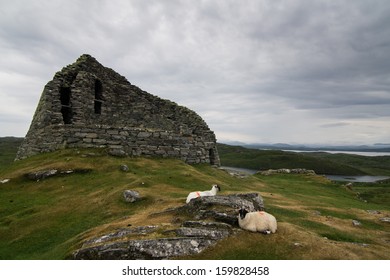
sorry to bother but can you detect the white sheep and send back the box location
[238,208,277,234]
[186,184,221,203]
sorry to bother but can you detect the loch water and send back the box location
[324,175,389,183]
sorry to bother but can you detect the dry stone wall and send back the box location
[16,54,220,165]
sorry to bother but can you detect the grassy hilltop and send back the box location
[0,140,389,259]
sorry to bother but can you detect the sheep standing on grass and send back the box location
[238,208,277,234]
[186,184,221,203]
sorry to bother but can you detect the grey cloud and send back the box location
[319,122,350,128]
[1,0,390,144]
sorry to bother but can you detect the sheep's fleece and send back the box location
[186,184,220,203]
[238,209,277,233]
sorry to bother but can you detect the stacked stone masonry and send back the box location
[16,54,220,165]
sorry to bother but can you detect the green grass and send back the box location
[0,148,256,259]
[0,166,155,259]
[311,208,359,219]
[1,146,389,260]
[320,232,371,244]
[267,205,307,221]
[352,181,390,205]
[305,152,390,176]
[0,137,23,172]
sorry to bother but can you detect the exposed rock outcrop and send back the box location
[380,217,390,223]
[74,236,216,260]
[25,168,92,181]
[258,168,316,176]
[72,193,265,260]
[181,193,265,225]
[123,190,141,203]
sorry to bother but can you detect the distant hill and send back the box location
[0,137,23,170]
[217,143,390,176]
[225,142,390,152]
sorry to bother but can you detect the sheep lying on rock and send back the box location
[238,208,277,234]
[186,184,221,203]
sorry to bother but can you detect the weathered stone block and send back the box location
[92,139,107,144]
[137,132,151,138]
[66,138,80,144]
[109,145,123,149]
[85,133,98,138]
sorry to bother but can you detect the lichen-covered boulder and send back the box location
[123,190,141,203]
[181,193,265,226]
[73,237,216,260]
[72,193,265,260]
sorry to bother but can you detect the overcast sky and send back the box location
[1,0,390,145]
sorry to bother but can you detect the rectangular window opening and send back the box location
[60,86,72,124]
[94,80,103,115]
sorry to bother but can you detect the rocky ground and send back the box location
[72,193,265,259]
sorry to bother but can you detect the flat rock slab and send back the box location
[180,193,264,225]
[175,227,231,240]
[73,237,216,260]
[25,169,92,181]
[182,220,234,230]
[71,193,264,260]
[83,226,158,246]
[380,217,390,223]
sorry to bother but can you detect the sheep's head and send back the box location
[238,208,248,219]
[212,184,221,192]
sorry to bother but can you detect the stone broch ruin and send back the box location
[16,54,220,165]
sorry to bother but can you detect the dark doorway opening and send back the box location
[94,80,103,114]
[209,148,216,165]
[60,87,72,124]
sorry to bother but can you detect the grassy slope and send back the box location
[305,152,390,176]
[0,148,389,260]
[217,143,390,175]
[0,148,250,259]
[190,174,390,260]
[0,137,23,172]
